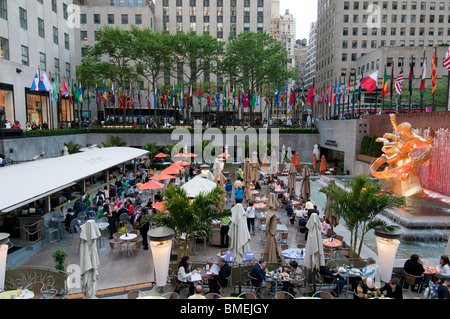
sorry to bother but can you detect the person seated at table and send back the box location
[176,256,196,296]
[288,189,297,201]
[437,276,450,299]
[427,274,441,299]
[321,219,331,236]
[64,208,77,233]
[355,276,380,299]
[274,181,281,192]
[188,285,206,299]
[319,259,346,297]
[285,202,295,225]
[282,261,304,296]
[298,215,307,239]
[208,257,231,295]
[403,254,425,290]
[361,257,377,281]
[250,259,268,299]
[436,255,450,279]
[279,180,286,189]
[379,277,403,299]
[154,191,162,203]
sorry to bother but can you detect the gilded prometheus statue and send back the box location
[370,114,434,197]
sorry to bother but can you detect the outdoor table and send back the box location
[256,212,281,219]
[254,203,267,210]
[0,232,10,245]
[265,271,291,294]
[217,250,255,263]
[251,190,261,196]
[120,233,137,255]
[291,200,301,206]
[282,248,306,261]
[96,222,110,252]
[255,197,268,202]
[0,289,34,299]
[423,264,437,275]
[51,217,66,241]
[260,223,288,233]
[338,267,363,298]
[322,238,342,249]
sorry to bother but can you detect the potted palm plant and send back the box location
[149,184,229,260]
[320,175,405,258]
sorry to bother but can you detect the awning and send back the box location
[0,147,148,213]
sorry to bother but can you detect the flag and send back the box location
[408,58,414,94]
[345,76,350,97]
[214,84,219,107]
[395,68,404,95]
[78,83,83,103]
[274,84,279,106]
[307,84,314,106]
[198,84,202,107]
[61,78,69,97]
[30,71,40,91]
[172,84,176,108]
[281,84,287,102]
[360,70,379,94]
[240,85,245,107]
[110,83,115,106]
[256,85,261,108]
[244,90,249,108]
[73,82,78,105]
[358,72,363,105]
[154,84,158,109]
[264,84,269,106]
[181,84,185,108]
[337,79,341,103]
[207,84,211,107]
[102,83,107,104]
[432,51,437,95]
[382,66,389,99]
[329,84,333,106]
[420,58,427,96]
[87,83,91,105]
[444,47,450,71]
[163,85,166,106]
[95,84,100,107]
[231,84,236,107]
[289,88,295,108]
[223,85,227,109]
[68,80,73,104]
[40,72,52,92]
[333,80,337,103]
[53,75,58,103]
[118,86,122,109]
[251,90,256,109]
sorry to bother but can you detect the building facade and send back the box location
[0,0,77,129]
[304,21,316,89]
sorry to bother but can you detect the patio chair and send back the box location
[317,273,336,292]
[280,244,290,251]
[161,291,179,299]
[402,272,425,294]
[43,223,59,242]
[274,291,295,299]
[29,282,44,299]
[98,217,108,223]
[278,232,289,245]
[313,290,333,299]
[297,244,306,249]
[128,240,142,256]
[119,213,129,223]
[108,240,124,257]
[237,292,256,299]
[205,292,222,299]
[127,290,140,299]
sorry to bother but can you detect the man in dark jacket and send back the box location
[208,257,231,294]
[249,259,268,298]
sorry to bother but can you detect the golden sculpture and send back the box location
[370,114,434,197]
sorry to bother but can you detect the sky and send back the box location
[279,0,317,41]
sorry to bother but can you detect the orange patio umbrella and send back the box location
[186,153,198,158]
[173,153,187,158]
[313,153,317,170]
[154,153,168,158]
[174,160,190,166]
[261,153,269,167]
[294,153,301,169]
[161,166,182,175]
[152,201,169,214]
[139,181,165,191]
[320,155,327,174]
[216,152,231,158]
[150,173,176,181]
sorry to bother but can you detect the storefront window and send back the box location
[0,85,14,125]
[59,98,74,123]
[26,90,50,128]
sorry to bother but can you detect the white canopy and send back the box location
[181,175,217,198]
[0,147,148,213]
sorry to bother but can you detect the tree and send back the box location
[223,32,296,124]
[172,32,224,123]
[63,141,83,154]
[149,184,229,259]
[320,175,405,258]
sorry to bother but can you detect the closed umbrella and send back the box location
[300,165,311,202]
[270,148,278,175]
[287,162,297,192]
[79,220,101,299]
[263,193,282,262]
[323,180,340,234]
[250,151,260,185]
[304,213,325,293]
[313,153,317,171]
[228,203,251,294]
[243,158,252,202]
[294,153,301,169]
[320,155,327,175]
[286,147,293,161]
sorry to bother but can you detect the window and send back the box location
[19,7,27,30]
[108,14,114,24]
[66,63,71,78]
[54,58,59,75]
[80,14,87,24]
[52,0,57,13]
[39,52,46,71]
[0,0,6,20]
[21,45,29,66]
[135,14,142,24]
[94,14,101,24]
[80,31,87,41]
[0,37,9,60]
[38,18,45,38]
[53,27,59,45]
[121,14,128,24]
[63,3,68,20]
[64,33,69,50]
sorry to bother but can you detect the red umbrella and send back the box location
[150,174,176,181]
[186,153,198,158]
[173,153,187,158]
[139,181,165,191]
[154,153,168,158]
[152,201,169,214]
[161,166,181,175]
[216,152,231,158]
[174,160,190,166]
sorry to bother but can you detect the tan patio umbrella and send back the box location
[80,220,101,299]
[243,158,252,202]
[263,193,282,262]
[323,180,340,234]
[304,213,325,292]
[250,151,260,185]
[287,162,297,192]
[300,165,311,202]
[313,153,317,171]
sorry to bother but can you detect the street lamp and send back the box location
[148,227,175,293]
[0,245,8,292]
[374,227,402,284]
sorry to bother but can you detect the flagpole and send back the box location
[409,52,413,113]
[420,48,425,113]
[433,44,437,111]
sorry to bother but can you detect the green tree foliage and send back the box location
[101,136,126,147]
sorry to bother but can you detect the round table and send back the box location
[255,197,268,202]
[218,251,255,263]
[254,203,267,210]
[0,232,10,245]
[322,238,342,248]
[120,233,138,255]
[0,290,34,299]
[423,264,437,275]
[282,248,305,260]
